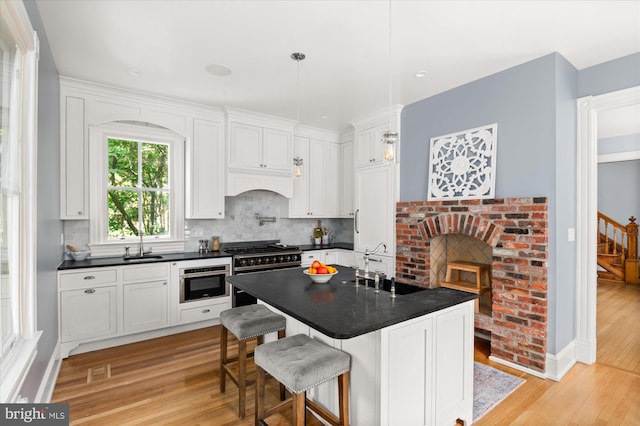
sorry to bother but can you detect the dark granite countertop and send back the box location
[226,266,476,339]
[58,251,233,270]
[297,242,354,251]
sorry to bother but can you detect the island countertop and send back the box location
[226,267,476,339]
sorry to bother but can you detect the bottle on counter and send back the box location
[211,236,220,251]
[313,220,323,246]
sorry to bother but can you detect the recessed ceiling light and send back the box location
[415,70,428,78]
[127,68,143,77]
[205,64,232,77]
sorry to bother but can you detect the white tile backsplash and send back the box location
[64,190,354,252]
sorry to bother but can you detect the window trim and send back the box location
[0,0,40,403]
[89,122,185,257]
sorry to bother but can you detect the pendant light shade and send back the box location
[383,0,398,164]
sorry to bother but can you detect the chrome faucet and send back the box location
[355,242,387,289]
[139,231,144,257]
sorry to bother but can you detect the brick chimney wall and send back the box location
[396,197,548,373]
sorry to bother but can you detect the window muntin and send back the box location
[107,138,170,240]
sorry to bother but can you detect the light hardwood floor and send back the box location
[53,282,640,425]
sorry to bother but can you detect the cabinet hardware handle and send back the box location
[163,282,167,285]
[78,211,83,215]
[370,258,383,263]
[355,209,360,234]
[84,289,96,294]
[202,309,211,313]
[83,275,96,280]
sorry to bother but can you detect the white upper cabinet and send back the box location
[340,138,354,217]
[60,95,88,219]
[288,126,340,218]
[186,118,225,219]
[354,124,388,168]
[228,123,292,173]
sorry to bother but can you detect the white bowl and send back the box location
[303,269,338,284]
[69,251,91,261]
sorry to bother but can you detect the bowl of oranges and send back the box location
[304,260,338,283]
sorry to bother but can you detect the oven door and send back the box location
[180,267,230,303]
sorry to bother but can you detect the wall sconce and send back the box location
[293,157,303,177]
[382,131,398,163]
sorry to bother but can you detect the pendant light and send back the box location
[292,52,305,178]
[382,0,398,164]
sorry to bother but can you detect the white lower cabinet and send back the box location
[123,280,169,333]
[60,286,117,343]
[302,249,354,268]
[261,299,474,425]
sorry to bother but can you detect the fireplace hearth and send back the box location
[396,197,548,373]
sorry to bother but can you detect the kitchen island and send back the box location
[227,267,476,426]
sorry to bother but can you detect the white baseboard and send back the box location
[488,355,547,379]
[545,341,577,381]
[35,341,62,403]
[574,338,596,365]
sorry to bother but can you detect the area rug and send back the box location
[474,362,525,422]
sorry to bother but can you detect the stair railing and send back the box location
[598,211,627,262]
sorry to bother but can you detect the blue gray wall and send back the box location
[22,1,62,402]
[400,52,578,355]
[598,160,640,224]
[578,52,640,98]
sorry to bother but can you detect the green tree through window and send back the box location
[107,138,170,239]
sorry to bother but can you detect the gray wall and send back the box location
[578,52,640,98]
[22,1,62,402]
[598,160,640,224]
[400,52,578,355]
[598,133,640,155]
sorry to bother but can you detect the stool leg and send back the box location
[255,365,266,425]
[219,325,227,393]
[277,329,286,401]
[238,339,247,419]
[292,391,306,426]
[338,371,350,426]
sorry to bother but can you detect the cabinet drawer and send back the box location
[179,300,229,324]
[59,269,117,290]
[122,263,168,282]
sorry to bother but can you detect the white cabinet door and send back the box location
[262,127,292,172]
[228,122,263,169]
[123,280,169,333]
[186,118,225,218]
[60,286,117,342]
[336,250,355,267]
[340,142,354,217]
[354,125,387,168]
[324,142,340,217]
[308,138,329,216]
[323,250,338,265]
[60,95,88,219]
[381,316,434,425]
[434,302,474,425]
[354,166,395,253]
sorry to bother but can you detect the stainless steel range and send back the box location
[224,240,302,306]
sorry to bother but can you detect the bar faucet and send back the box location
[139,230,144,257]
[355,242,387,288]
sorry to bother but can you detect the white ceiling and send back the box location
[35,0,640,133]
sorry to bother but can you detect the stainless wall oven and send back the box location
[179,264,230,303]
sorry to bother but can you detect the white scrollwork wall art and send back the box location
[427,123,497,200]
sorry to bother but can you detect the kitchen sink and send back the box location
[351,278,427,295]
[123,255,164,261]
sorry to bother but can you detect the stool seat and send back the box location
[220,304,286,340]
[255,333,350,393]
[255,334,351,426]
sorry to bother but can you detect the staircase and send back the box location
[597,213,639,284]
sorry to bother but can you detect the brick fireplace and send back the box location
[396,197,548,373]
